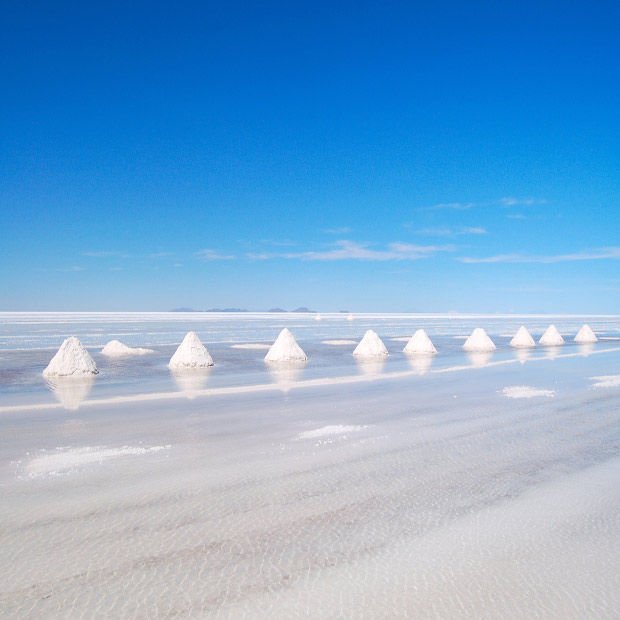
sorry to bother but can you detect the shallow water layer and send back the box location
[1,312,619,408]
[1,336,620,618]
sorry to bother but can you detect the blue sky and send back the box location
[1,1,619,312]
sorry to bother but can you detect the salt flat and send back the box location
[1,313,620,618]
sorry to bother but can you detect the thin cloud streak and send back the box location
[83,251,132,258]
[418,226,487,236]
[500,197,546,207]
[282,240,455,261]
[459,247,620,264]
[194,249,236,261]
[418,202,475,211]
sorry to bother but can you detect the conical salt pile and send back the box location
[347,314,355,321]
[265,328,307,362]
[539,325,564,346]
[463,328,496,352]
[510,326,535,348]
[403,329,437,355]
[574,324,597,343]
[315,313,322,321]
[353,330,389,357]
[101,340,154,356]
[168,332,214,368]
[43,337,99,377]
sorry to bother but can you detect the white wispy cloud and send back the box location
[419,202,475,211]
[281,240,455,261]
[324,227,351,234]
[418,226,487,236]
[194,249,236,261]
[83,251,132,258]
[506,214,526,220]
[56,265,84,272]
[247,252,275,260]
[458,247,620,264]
[500,197,547,207]
[149,252,176,259]
[258,239,298,247]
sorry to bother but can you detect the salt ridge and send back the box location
[503,386,555,399]
[296,425,369,440]
[24,444,170,478]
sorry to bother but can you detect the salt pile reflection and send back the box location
[45,376,95,410]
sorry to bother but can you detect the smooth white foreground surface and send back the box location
[3,313,620,618]
[2,345,620,619]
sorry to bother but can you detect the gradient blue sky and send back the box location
[1,1,619,312]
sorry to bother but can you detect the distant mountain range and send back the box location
[170,307,316,313]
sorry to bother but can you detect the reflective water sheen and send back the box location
[1,313,620,618]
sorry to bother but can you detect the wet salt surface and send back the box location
[1,343,620,618]
[2,312,620,408]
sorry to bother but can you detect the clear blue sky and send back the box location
[1,1,619,312]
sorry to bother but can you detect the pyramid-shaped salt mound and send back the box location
[539,325,564,346]
[101,340,154,356]
[574,324,597,343]
[510,326,535,348]
[315,313,322,321]
[265,328,307,362]
[168,332,214,368]
[43,337,99,377]
[463,328,496,352]
[353,330,389,357]
[403,329,437,355]
[347,314,355,321]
